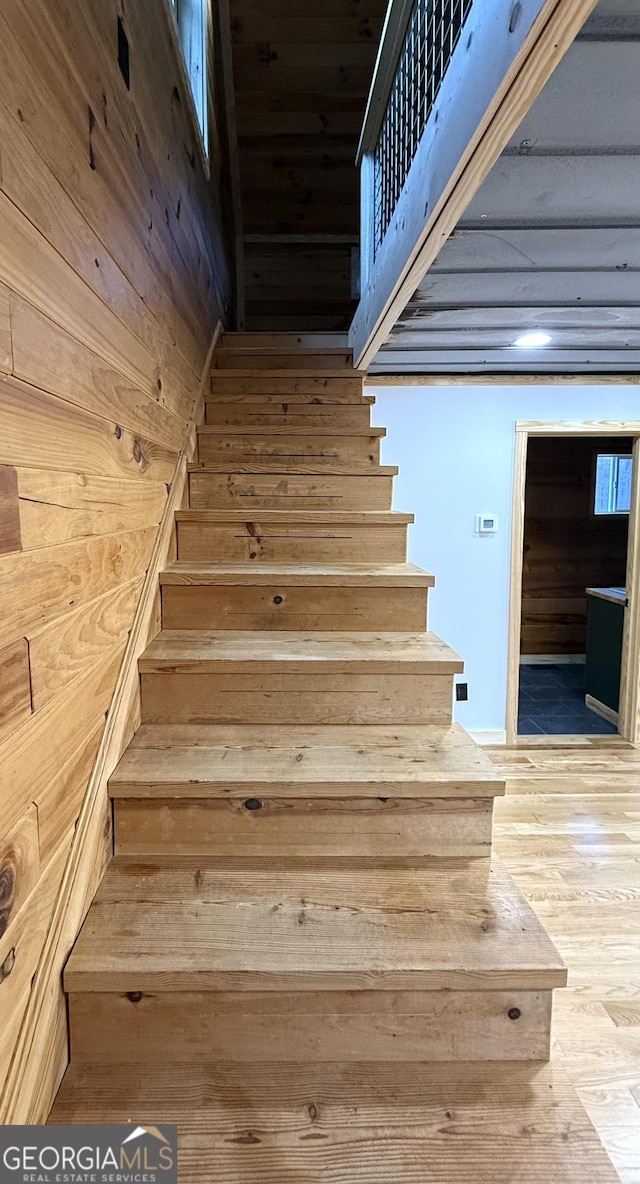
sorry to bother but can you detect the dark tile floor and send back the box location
[518,662,618,736]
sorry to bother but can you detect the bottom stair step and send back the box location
[48,1059,620,1183]
[64,856,565,1064]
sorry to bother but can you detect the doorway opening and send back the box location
[507,423,640,745]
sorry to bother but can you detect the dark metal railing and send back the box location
[372,0,474,253]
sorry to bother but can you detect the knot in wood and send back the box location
[0,948,15,982]
[0,861,15,909]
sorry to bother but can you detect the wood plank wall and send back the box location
[521,436,632,655]
[0,0,230,1107]
[230,0,386,330]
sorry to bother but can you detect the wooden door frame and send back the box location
[506,421,640,745]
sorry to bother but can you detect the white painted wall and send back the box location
[370,383,640,735]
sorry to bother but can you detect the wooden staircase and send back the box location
[50,336,619,1180]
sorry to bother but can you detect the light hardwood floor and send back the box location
[489,737,640,1184]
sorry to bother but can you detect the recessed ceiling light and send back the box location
[512,332,552,349]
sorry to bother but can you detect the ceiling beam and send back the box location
[395,305,640,330]
[460,155,640,227]
[370,347,640,371]
[431,227,640,272]
[411,270,640,307]
[382,328,640,349]
[366,372,640,385]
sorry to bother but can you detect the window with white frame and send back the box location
[168,0,209,156]
[594,453,633,516]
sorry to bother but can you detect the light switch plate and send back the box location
[475,514,498,536]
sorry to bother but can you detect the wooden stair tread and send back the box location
[63,856,566,992]
[48,1059,619,1183]
[160,561,434,587]
[198,425,386,437]
[139,630,464,674]
[188,462,398,475]
[110,722,504,798]
[174,509,414,523]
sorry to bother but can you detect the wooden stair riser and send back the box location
[197,431,382,468]
[113,797,494,859]
[160,584,428,632]
[205,402,373,428]
[214,352,353,371]
[140,671,455,726]
[210,375,367,399]
[175,519,409,563]
[219,334,349,350]
[188,471,395,511]
[68,989,552,1064]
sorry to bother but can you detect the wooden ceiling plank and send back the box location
[412,271,640,307]
[461,155,640,226]
[433,227,640,272]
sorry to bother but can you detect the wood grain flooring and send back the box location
[490,738,640,1184]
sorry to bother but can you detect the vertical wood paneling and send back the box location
[0,0,230,1113]
[0,284,12,373]
[28,578,145,711]
[0,374,177,484]
[0,466,22,556]
[11,299,188,453]
[0,528,158,653]
[0,837,71,1093]
[36,727,104,867]
[0,639,32,747]
[16,471,169,551]
[0,805,40,943]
